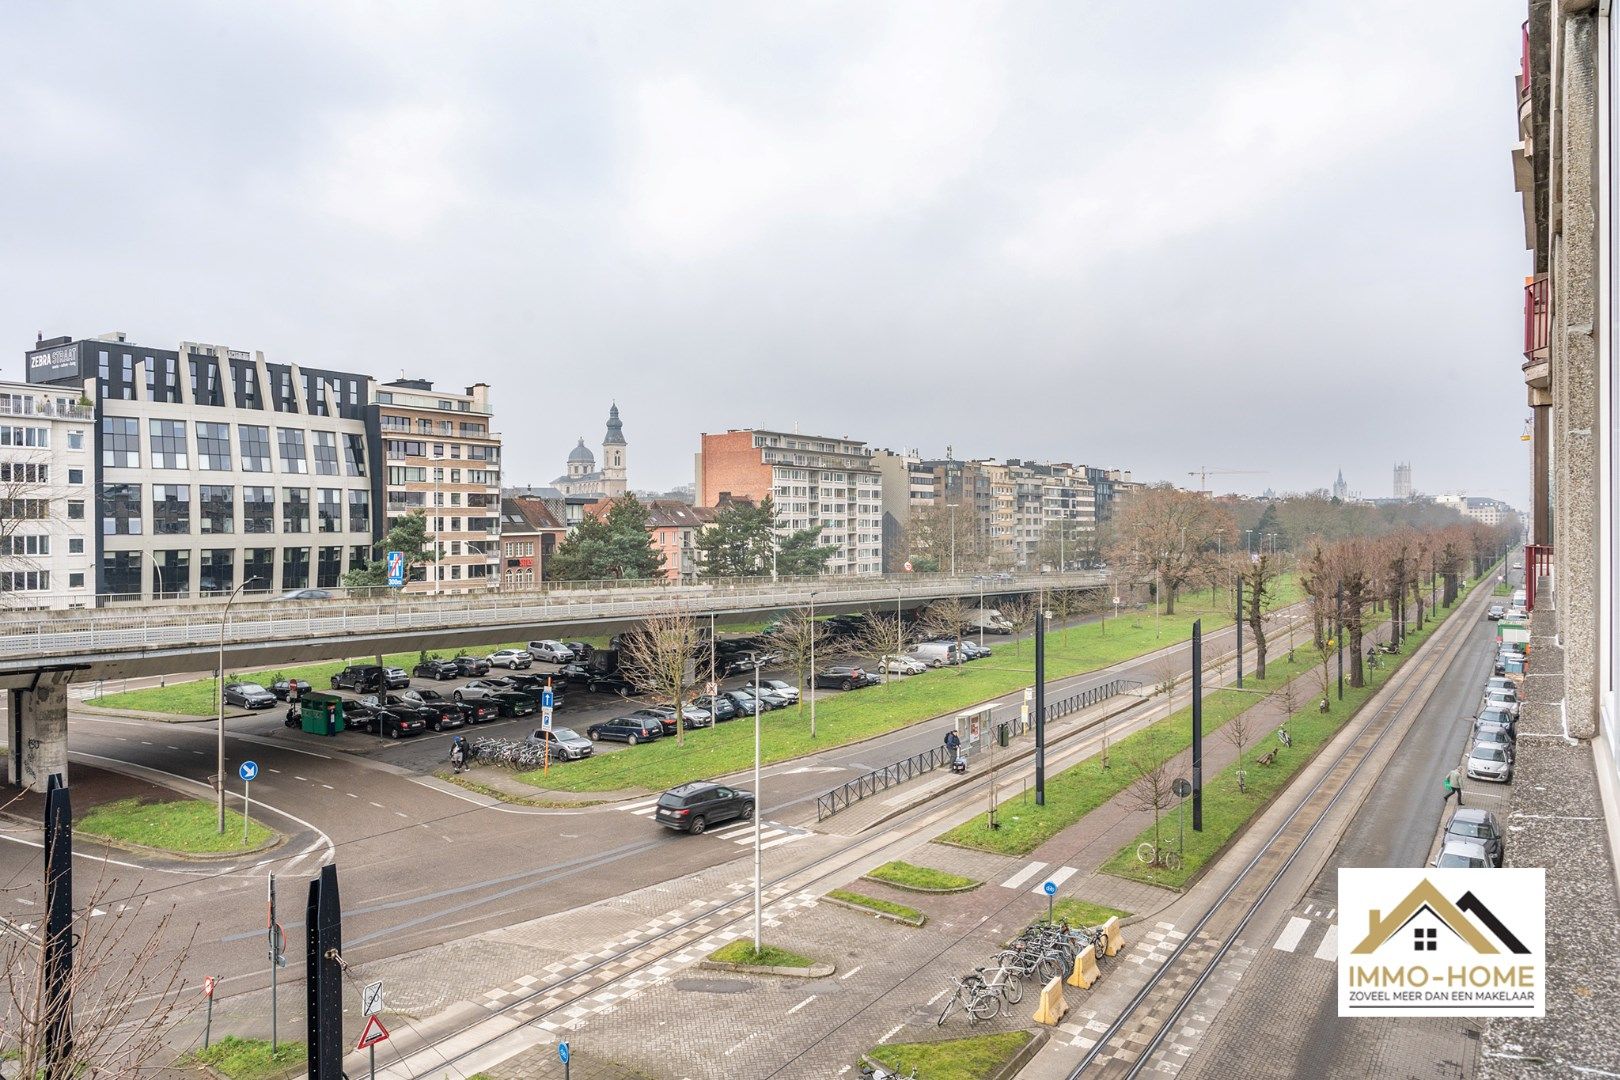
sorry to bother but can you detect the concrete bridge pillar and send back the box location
[8,672,72,792]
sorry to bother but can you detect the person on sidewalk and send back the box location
[1442,766,1464,807]
[944,727,965,773]
[450,735,468,774]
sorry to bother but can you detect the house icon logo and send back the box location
[1337,868,1544,1018]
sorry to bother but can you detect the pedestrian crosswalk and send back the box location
[999,860,1082,893]
[1269,911,1339,962]
[619,798,809,849]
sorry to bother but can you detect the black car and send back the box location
[270,678,313,701]
[626,708,682,736]
[402,687,496,724]
[413,659,460,681]
[453,680,537,717]
[654,782,754,834]
[694,694,739,722]
[721,689,774,716]
[360,693,463,732]
[384,667,411,689]
[585,717,662,745]
[554,662,594,686]
[451,656,491,677]
[331,665,387,693]
[344,699,426,739]
[564,641,594,662]
[809,666,871,691]
[587,672,637,696]
[223,682,276,709]
[502,674,569,709]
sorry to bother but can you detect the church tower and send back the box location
[601,403,628,496]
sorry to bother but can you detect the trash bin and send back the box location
[299,692,345,736]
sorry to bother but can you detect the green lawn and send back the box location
[1051,898,1131,927]
[827,888,927,924]
[517,580,1297,794]
[186,1036,304,1080]
[708,940,816,968]
[78,797,275,854]
[867,1032,1034,1080]
[1099,578,1485,889]
[864,860,980,892]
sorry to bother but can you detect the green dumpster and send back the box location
[298,692,345,736]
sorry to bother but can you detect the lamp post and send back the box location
[808,590,818,738]
[153,561,166,603]
[1034,604,1052,805]
[432,453,445,596]
[751,656,765,952]
[978,577,985,649]
[947,503,958,576]
[218,577,260,833]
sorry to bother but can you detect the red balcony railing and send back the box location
[1524,275,1549,360]
[1519,21,1531,102]
[1525,543,1552,611]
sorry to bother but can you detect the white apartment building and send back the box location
[0,380,94,608]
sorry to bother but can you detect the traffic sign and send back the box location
[202,975,216,999]
[705,681,717,697]
[903,560,913,572]
[541,687,555,710]
[1112,596,1121,606]
[361,980,384,1017]
[386,550,405,588]
[239,761,259,782]
[1172,777,1193,799]
[1042,880,1058,897]
[355,1014,389,1050]
[558,1041,570,1064]
[541,707,553,732]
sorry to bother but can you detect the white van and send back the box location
[909,642,961,668]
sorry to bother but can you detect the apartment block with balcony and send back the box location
[696,429,883,575]
[0,379,94,608]
[373,379,502,593]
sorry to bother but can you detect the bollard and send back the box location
[1101,916,1126,957]
[1067,947,1101,989]
[1032,975,1068,1026]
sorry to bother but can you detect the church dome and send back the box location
[568,438,595,464]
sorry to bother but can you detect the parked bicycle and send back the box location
[1136,842,1183,871]
[860,1065,917,1080]
[937,971,999,1025]
[1277,727,1293,748]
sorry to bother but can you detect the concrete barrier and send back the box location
[1067,946,1100,989]
[1101,916,1126,957]
[1032,975,1068,1025]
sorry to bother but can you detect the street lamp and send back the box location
[809,590,818,738]
[1034,603,1054,805]
[751,655,765,951]
[947,504,958,576]
[432,454,445,596]
[218,576,261,833]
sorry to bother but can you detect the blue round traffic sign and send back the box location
[1042,881,1057,896]
[239,761,259,782]
[558,1041,570,1064]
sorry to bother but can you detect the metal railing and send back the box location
[1524,543,1552,611]
[1524,275,1549,360]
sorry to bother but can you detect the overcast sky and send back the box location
[0,1,1528,504]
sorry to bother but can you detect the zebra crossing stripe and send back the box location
[1001,861,1046,890]
[1273,916,1310,953]
[622,798,658,814]
[1313,924,1338,961]
[1031,866,1079,893]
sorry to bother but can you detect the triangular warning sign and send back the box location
[355,1014,390,1050]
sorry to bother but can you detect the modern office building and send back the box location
[23,332,382,602]
[0,379,95,608]
[372,379,502,593]
[696,429,883,575]
[1393,462,1413,499]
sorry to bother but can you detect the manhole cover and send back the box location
[901,1004,937,1026]
[671,977,753,994]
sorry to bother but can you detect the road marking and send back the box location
[760,834,807,850]
[1326,908,1335,920]
[269,768,282,774]
[1001,861,1046,890]
[395,811,409,818]
[370,802,384,809]
[321,784,333,790]
[1273,916,1311,953]
[346,793,358,799]
[841,965,863,980]
[881,1023,906,1043]
[166,745,179,750]
[294,776,308,782]
[786,995,814,1015]
[1032,866,1079,893]
[1314,924,1339,961]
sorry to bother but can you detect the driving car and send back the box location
[487,649,533,670]
[400,687,496,724]
[654,781,754,835]
[223,682,276,709]
[760,679,800,703]
[1487,604,1506,620]
[524,726,593,762]
[693,694,739,722]
[882,656,929,676]
[1433,838,1492,869]
[269,678,313,701]
[356,693,462,732]
[412,658,460,681]
[453,680,537,716]
[384,667,411,690]
[450,656,491,677]
[585,717,662,745]
[331,665,386,693]
[1444,808,1505,866]
[1467,742,1514,782]
[277,588,333,601]
[526,640,575,663]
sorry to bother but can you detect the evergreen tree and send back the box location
[547,494,665,580]
[342,510,435,588]
[775,525,839,577]
[697,497,776,577]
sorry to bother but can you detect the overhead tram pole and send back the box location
[218,577,259,833]
[752,657,764,952]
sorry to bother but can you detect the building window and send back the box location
[0,570,50,592]
[189,357,224,406]
[239,425,272,472]
[101,483,142,535]
[152,484,191,535]
[243,548,274,591]
[201,549,234,594]
[67,500,84,521]
[282,488,310,533]
[0,463,47,484]
[197,422,232,470]
[317,546,342,588]
[277,428,307,474]
[154,549,189,598]
[313,431,339,475]
[281,547,310,590]
[149,419,189,469]
[343,433,367,477]
[317,488,341,533]
[68,430,84,451]
[68,537,84,554]
[101,551,142,600]
[0,534,49,556]
[68,572,84,589]
[200,485,234,534]
[274,369,298,412]
[243,486,275,533]
[350,545,370,572]
[348,490,371,534]
[232,361,261,410]
[67,467,83,485]
[102,417,139,468]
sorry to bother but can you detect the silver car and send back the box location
[1434,838,1491,868]
[1482,689,1520,718]
[1467,743,1513,782]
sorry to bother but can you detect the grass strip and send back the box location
[867,1031,1034,1080]
[1099,579,1485,889]
[186,1036,305,1080]
[826,889,926,924]
[78,797,275,854]
[864,860,980,892]
[707,940,816,968]
[1051,898,1132,926]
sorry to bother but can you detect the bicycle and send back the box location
[860,1065,917,1080]
[976,960,1024,1007]
[937,972,999,1025]
[1135,842,1183,871]
[1277,727,1293,748]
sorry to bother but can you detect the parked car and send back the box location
[524,726,594,761]
[1466,742,1514,783]
[585,717,662,745]
[1482,688,1520,718]
[450,656,491,677]
[586,672,638,696]
[331,665,386,693]
[630,704,713,732]
[654,781,754,835]
[909,642,961,667]
[1472,726,1516,758]
[1444,808,1505,866]
[278,588,333,601]
[959,641,992,660]
[453,680,537,717]
[384,667,411,690]
[1485,676,1519,696]
[487,649,533,670]
[269,678,313,701]
[810,665,872,691]
[721,689,778,715]
[564,641,594,662]
[626,708,681,736]
[554,662,595,686]
[413,658,460,681]
[1474,708,1517,739]
[502,674,568,709]
[223,682,276,709]
[400,687,496,724]
[882,656,928,676]
[694,694,739,722]
[526,640,575,663]
[760,679,800,703]
[1433,838,1492,868]
[343,698,426,739]
[357,693,462,732]
[1487,604,1506,621]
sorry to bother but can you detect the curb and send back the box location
[76,825,287,863]
[700,959,836,978]
[859,873,981,895]
[821,894,928,927]
[859,1029,1047,1080]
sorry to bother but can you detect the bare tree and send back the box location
[1208,647,1231,689]
[1104,484,1236,615]
[1125,756,1176,866]
[1154,655,1180,720]
[848,613,907,686]
[768,609,836,728]
[919,596,972,676]
[1235,551,1288,680]
[999,596,1036,653]
[618,609,703,747]
[1223,708,1254,793]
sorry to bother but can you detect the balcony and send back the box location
[0,398,94,420]
[1523,274,1550,391]
[1518,22,1530,112]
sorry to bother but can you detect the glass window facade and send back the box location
[152,484,190,535]
[200,549,234,594]
[344,433,367,477]
[243,486,274,533]
[281,547,310,590]
[348,490,370,534]
[101,551,142,600]
[243,548,274,592]
[196,422,232,470]
[282,487,310,533]
[102,416,140,468]
[149,419,188,469]
[200,484,234,534]
[101,483,142,535]
[154,549,190,598]
[313,430,339,475]
[317,546,343,588]
[277,427,307,474]
[317,488,341,533]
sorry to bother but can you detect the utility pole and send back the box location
[948,504,958,576]
[1336,583,1345,700]
[43,775,73,1078]
[1034,599,1047,806]
[1235,576,1243,688]
[1191,620,1203,831]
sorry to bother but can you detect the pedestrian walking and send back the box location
[450,735,468,774]
[1442,766,1464,807]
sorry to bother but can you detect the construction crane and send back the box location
[1187,466,1266,492]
